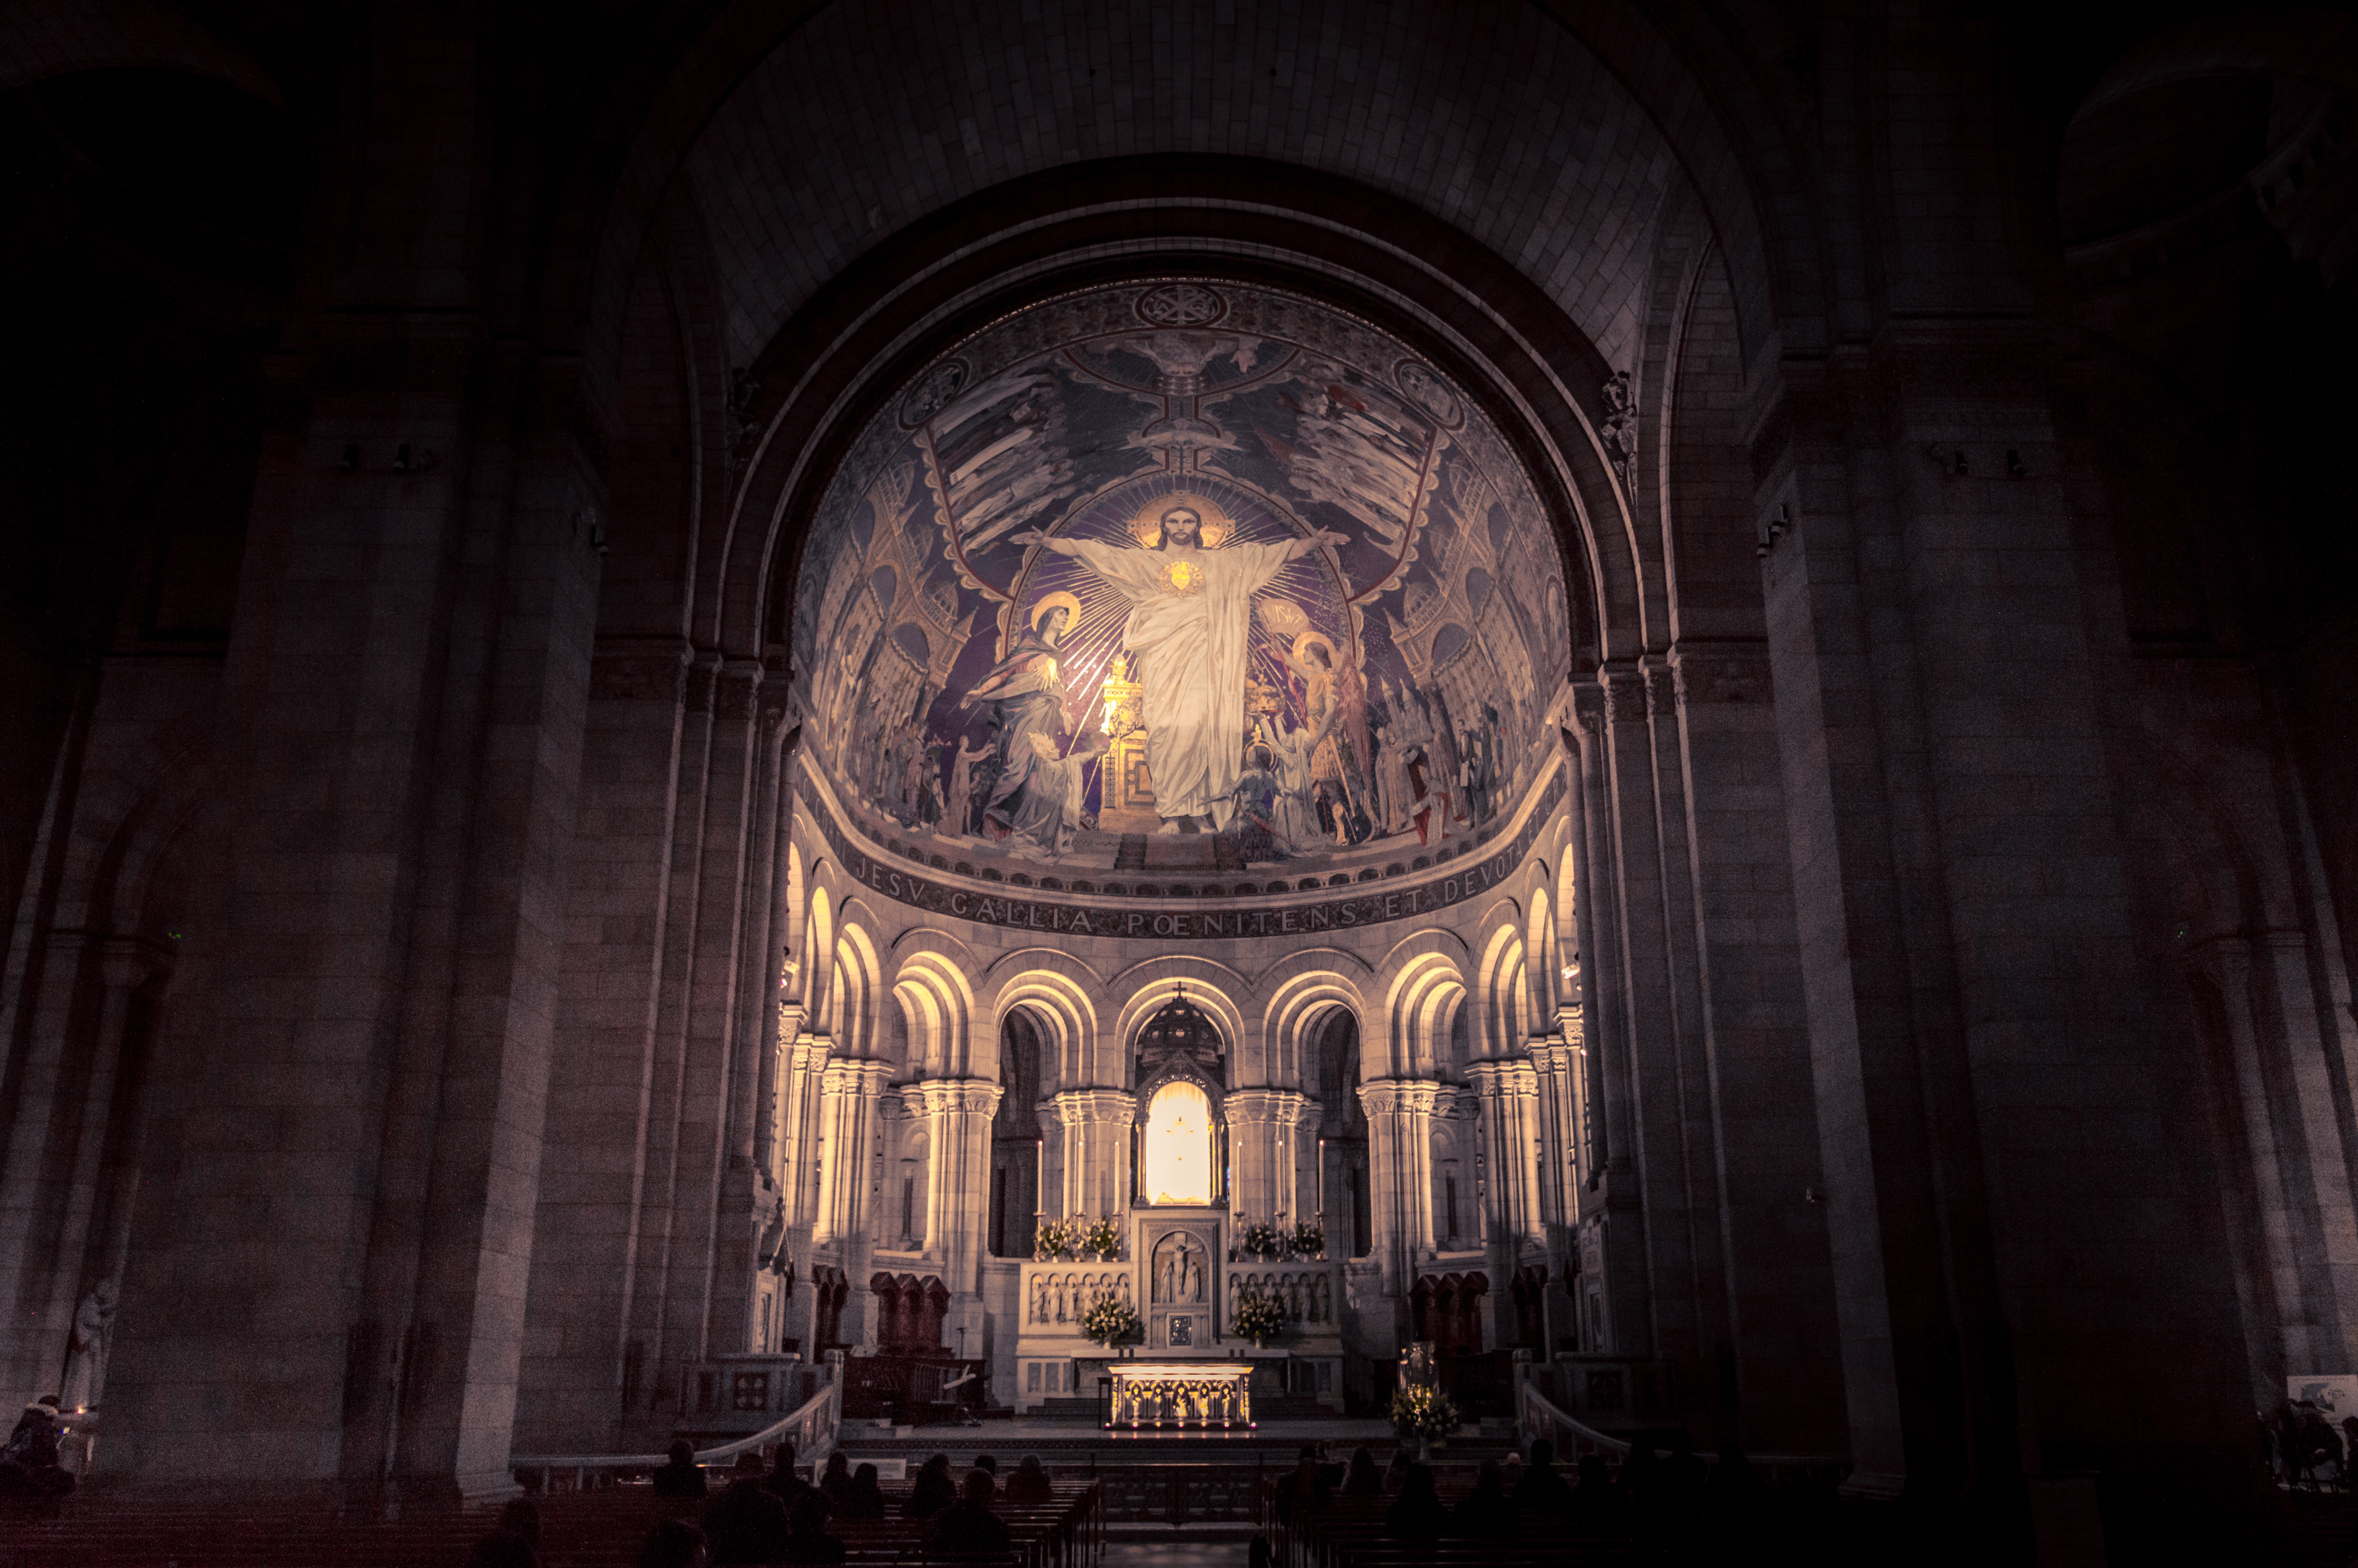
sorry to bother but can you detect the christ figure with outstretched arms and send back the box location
[1013,504,1344,834]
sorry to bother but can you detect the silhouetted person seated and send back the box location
[638,1519,708,1568]
[1707,1438,1760,1515]
[1569,1453,1626,1525]
[926,1469,1014,1557]
[972,1453,997,1479]
[704,1451,792,1565]
[838,1463,888,1520]
[762,1439,815,1513]
[652,1440,708,1499]
[1618,1439,1663,1507]
[817,1451,853,1510]
[1382,1448,1413,1492]
[782,1493,847,1564]
[1449,1459,1512,1536]
[906,1452,956,1519]
[1662,1427,1708,1507]
[1342,1447,1382,1497]
[1510,1438,1572,1513]
[1385,1463,1449,1536]
[1003,1454,1052,1503]
[0,1397,73,1500]
[1277,1445,1333,1520]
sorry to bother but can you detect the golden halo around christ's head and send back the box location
[1128,493,1232,548]
[1030,591,1082,634]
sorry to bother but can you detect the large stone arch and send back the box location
[1256,963,1372,1093]
[985,961,1105,1093]
[538,0,1824,426]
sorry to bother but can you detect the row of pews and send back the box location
[0,1474,1103,1567]
[1261,1473,1672,1568]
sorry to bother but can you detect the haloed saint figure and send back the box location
[964,594,1077,835]
[1015,503,1343,834]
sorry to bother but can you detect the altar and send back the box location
[1105,1361,1254,1430]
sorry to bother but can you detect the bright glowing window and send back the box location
[1142,1080,1215,1205]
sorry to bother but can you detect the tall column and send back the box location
[0,937,158,1407]
[1050,1090,1135,1219]
[779,1025,832,1231]
[1359,1080,1441,1328]
[2187,940,2312,1372]
[103,327,606,1498]
[813,1061,893,1247]
[1225,1089,1312,1222]
[1465,1060,1542,1244]
[1468,1059,1543,1353]
[908,1080,1001,1358]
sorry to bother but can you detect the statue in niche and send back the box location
[60,1280,116,1411]
[1014,500,1346,833]
[1053,1278,1068,1322]
[1314,1277,1330,1322]
[1032,1277,1049,1324]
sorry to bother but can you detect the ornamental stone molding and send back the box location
[1667,642,1772,706]
[907,1079,1004,1118]
[1357,1079,1444,1117]
[1465,1059,1540,1098]
[1558,1004,1585,1048]
[820,1058,895,1098]
[1600,668,1648,726]
[1527,1042,1578,1076]
[1570,683,1608,737]
[715,660,765,723]
[1051,1088,1137,1126]
[1225,1088,1314,1125]
[588,637,692,702]
[1642,660,1678,720]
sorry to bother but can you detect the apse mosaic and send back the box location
[790,280,1570,880]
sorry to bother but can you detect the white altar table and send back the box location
[1104,1361,1254,1429]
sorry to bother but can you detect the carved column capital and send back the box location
[820,1058,895,1097]
[589,636,693,702]
[99,938,163,992]
[1640,658,1678,720]
[1667,641,1772,706]
[1357,1078,1443,1116]
[1052,1088,1137,1126]
[2182,935,2253,988]
[907,1078,1004,1118]
[1465,1059,1539,1098]
[1570,683,1608,737]
[1598,666,1648,726]
[1558,1003,1585,1048]
[716,659,766,724]
[1225,1088,1313,1125]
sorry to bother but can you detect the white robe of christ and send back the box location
[1055,537,1295,824]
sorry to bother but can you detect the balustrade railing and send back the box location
[511,1367,839,1492]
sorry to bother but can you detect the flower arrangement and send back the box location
[1033,1217,1075,1261]
[1238,1220,1286,1260]
[1289,1220,1326,1259]
[1081,1215,1123,1260]
[1389,1383,1460,1442]
[1230,1286,1285,1343]
[1080,1293,1141,1347]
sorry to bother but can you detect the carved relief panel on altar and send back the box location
[1145,1225,1220,1350]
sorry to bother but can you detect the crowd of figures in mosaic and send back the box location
[791,281,1570,877]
